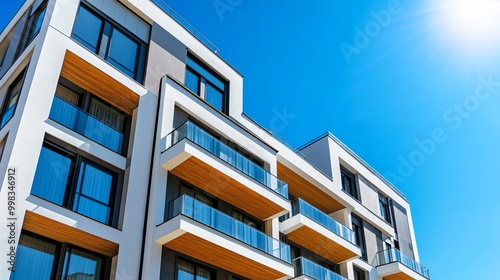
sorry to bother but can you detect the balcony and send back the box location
[49,96,124,153]
[161,121,290,220]
[293,257,348,280]
[373,248,430,280]
[281,199,361,263]
[277,162,345,213]
[156,195,294,280]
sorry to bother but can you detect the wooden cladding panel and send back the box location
[286,225,358,264]
[165,232,288,280]
[384,272,416,280]
[60,50,139,115]
[22,211,118,257]
[171,157,285,220]
[277,162,345,213]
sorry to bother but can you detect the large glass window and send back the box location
[379,194,391,224]
[352,215,367,261]
[340,166,359,200]
[10,232,107,280]
[185,55,228,113]
[176,258,214,280]
[72,5,147,83]
[9,234,57,280]
[0,1,46,79]
[62,247,104,279]
[72,7,103,53]
[353,266,366,280]
[1,69,26,128]
[31,141,121,226]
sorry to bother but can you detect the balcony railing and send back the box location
[293,257,348,280]
[372,248,430,279]
[49,96,123,153]
[163,121,288,198]
[167,195,291,263]
[290,198,356,244]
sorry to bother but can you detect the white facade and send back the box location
[0,0,429,279]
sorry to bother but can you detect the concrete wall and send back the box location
[299,136,333,179]
[363,222,383,264]
[145,22,186,93]
[393,200,415,260]
[358,175,380,215]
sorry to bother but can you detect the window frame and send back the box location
[10,231,110,280]
[379,194,392,224]
[1,68,27,129]
[72,3,148,84]
[185,54,229,114]
[352,214,367,261]
[340,165,359,200]
[31,140,123,227]
[175,256,216,280]
[353,265,367,280]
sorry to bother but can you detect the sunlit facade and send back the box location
[0,0,429,279]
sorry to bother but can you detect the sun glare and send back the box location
[440,0,500,48]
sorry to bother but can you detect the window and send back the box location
[340,166,359,200]
[185,55,228,113]
[1,69,27,128]
[353,266,366,280]
[16,1,47,57]
[176,258,214,280]
[72,5,148,83]
[232,210,262,231]
[0,1,46,77]
[352,215,367,261]
[180,182,216,207]
[49,82,130,154]
[0,135,6,161]
[31,141,122,226]
[379,194,391,224]
[10,232,108,280]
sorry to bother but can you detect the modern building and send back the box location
[0,0,430,279]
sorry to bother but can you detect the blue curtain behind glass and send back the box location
[31,147,72,205]
[9,235,56,280]
[73,162,113,224]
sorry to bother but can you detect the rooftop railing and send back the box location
[152,0,219,53]
[163,121,289,198]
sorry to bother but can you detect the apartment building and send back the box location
[0,0,430,279]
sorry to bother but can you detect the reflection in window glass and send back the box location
[62,247,103,280]
[9,234,57,280]
[185,68,199,94]
[185,55,227,113]
[1,70,26,128]
[31,146,72,205]
[73,162,114,224]
[205,84,223,111]
[73,6,103,53]
[108,28,139,77]
[30,141,119,226]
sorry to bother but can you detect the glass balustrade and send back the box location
[290,198,356,244]
[164,121,288,198]
[293,257,348,280]
[49,96,123,153]
[372,248,430,279]
[167,195,291,263]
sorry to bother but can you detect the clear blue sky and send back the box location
[3,1,499,279]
